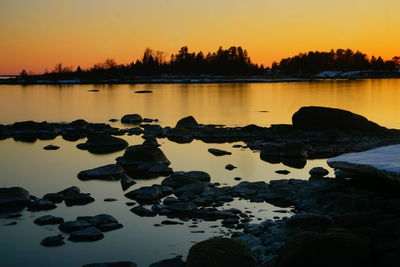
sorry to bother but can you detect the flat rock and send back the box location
[134,90,153,94]
[27,199,57,211]
[78,164,126,181]
[69,226,104,242]
[89,214,118,225]
[77,134,128,154]
[43,145,60,150]
[327,145,400,183]
[34,215,64,225]
[208,148,232,156]
[59,220,93,233]
[41,235,65,247]
[64,192,95,206]
[275,170,290,175]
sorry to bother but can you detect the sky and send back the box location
[0,0,399,75]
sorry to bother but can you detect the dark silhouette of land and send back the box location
[9,47,400,84]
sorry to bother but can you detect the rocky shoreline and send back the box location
[1,106,400,266]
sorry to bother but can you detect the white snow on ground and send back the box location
[327,145,400,182]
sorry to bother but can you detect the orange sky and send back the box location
[1,0,399,75]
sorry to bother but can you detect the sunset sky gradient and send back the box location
[1,0,399,75]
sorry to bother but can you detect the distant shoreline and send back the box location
[1,74,400,85]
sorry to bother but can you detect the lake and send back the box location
[0,79,399,266]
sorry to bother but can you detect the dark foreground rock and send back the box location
[43,145,60,150]
[116,145,171,167]
[78,164,127,181]
[186,237,258,267]
[83,262,137,267]
[41,235,65,247]
[175,116,199,129]
[69,226,104,241]
[77,134,128,154]
[0,187,31,210]
[34,215,64,225]
[149,257,186,267]
[121,114,143,124]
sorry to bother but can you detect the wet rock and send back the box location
[27,199,57,211]
[83,262,137,267]
[277,232,371,267]
[125,185,164,204]
[143,136,160,146]
[89,214,118,226]
[167,128,193,144]
[137,162,173,176]
[69,226,104,242]
[186,237,258,267]
[134,90,153,94]
[292,106,384,131]
[143,124,164,137]
[64,192,95,206]
[34,215,64,225]
[58,186,80,195]
[0,187,31,209]
[225,164,237,170]
[43,145,60,150]
[166,201,197,213]
[121,176,136,191]
[130,206,157,217]
[175,116,199,129]
[121,114,143,124]
[280,142,308,158]
[43,193,64,203]
[116,144,170,167]
[208,148,232,156]
[98,223,123,232]
[149,257,186,267]
[59,220,93,233]
[286,214,334,229]
[77,134,128,154]
[161,220,184,225]
[78,164,126,181]
[40,235,65,247]
[275,170,290,175]
[104,198,117,202]
[309,167,329,177]
[175,183,210,196]
[161,171,211,188]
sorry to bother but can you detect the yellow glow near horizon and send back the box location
[0,0,399,74]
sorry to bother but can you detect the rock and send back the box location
[234,177,242,181]
[109,119,119,122]
[89,214,118,225]
[167,127,193,144]
[161,220,184,225]
[280,142,308,158]
[98,223,123,232]
[40,235,65,247]
[137,162,173,176]
[149,257,186,267]
[175,116,199,129]
[277,232,371,267]
[166,201,197,213]
[161,171,210,188]
[286,214,334,229]
[292,106,384,131]
[143,124,164,137]
[121,114,143,124]
[58,186,80,195]
[121,176,136,191]
[104,198,117,202]
[64,192,95,206]
[130,206,157,217]
[116,145,170,166]
[34,215,64,225]
[327,145,400,184]
[309,167,329,177]
[186,237,258,267]
[77,134,128,154]
[43,193,63,203]
[134,90,153,94]
[59,220,93,233]
[78,164,126,181]
[208,148,232,156]
[27,199,57,211]
[125,185,164,204]
[275,170,290,175]
[0,187,31,209]
[69,226,104,242]
[175,183,210,196]
[225,164,237,170]
[43,145,59,150]
[83,262,137,267]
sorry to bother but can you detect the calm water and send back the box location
[0,79,399,266]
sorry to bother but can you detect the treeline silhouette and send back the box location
[272,49,399,75]
[20,47,400,80]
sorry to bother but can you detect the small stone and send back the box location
[309,167,329,177]
[134,90,153,94]
[161,220,183,225]
[208,148,232,156]
[225,164,237,170]
[234,177,242,181]
[104,198,117,202]
[43,145,60,150]
[275,170,290,175]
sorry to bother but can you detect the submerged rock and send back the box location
[78,164,126,181]
[186,237,258,267]
[208,148,232,156]
[40,235,65,247]
[77,134,128,154]
[292,106,384,131]
[0,187,31,209]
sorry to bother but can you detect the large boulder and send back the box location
[186,237,258,267]
[277,232,371,267]
[77,134,128,154]
[116,145,170,166]
[175,116,199,129]
[292,106,384,131]
[0,187,31,209]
